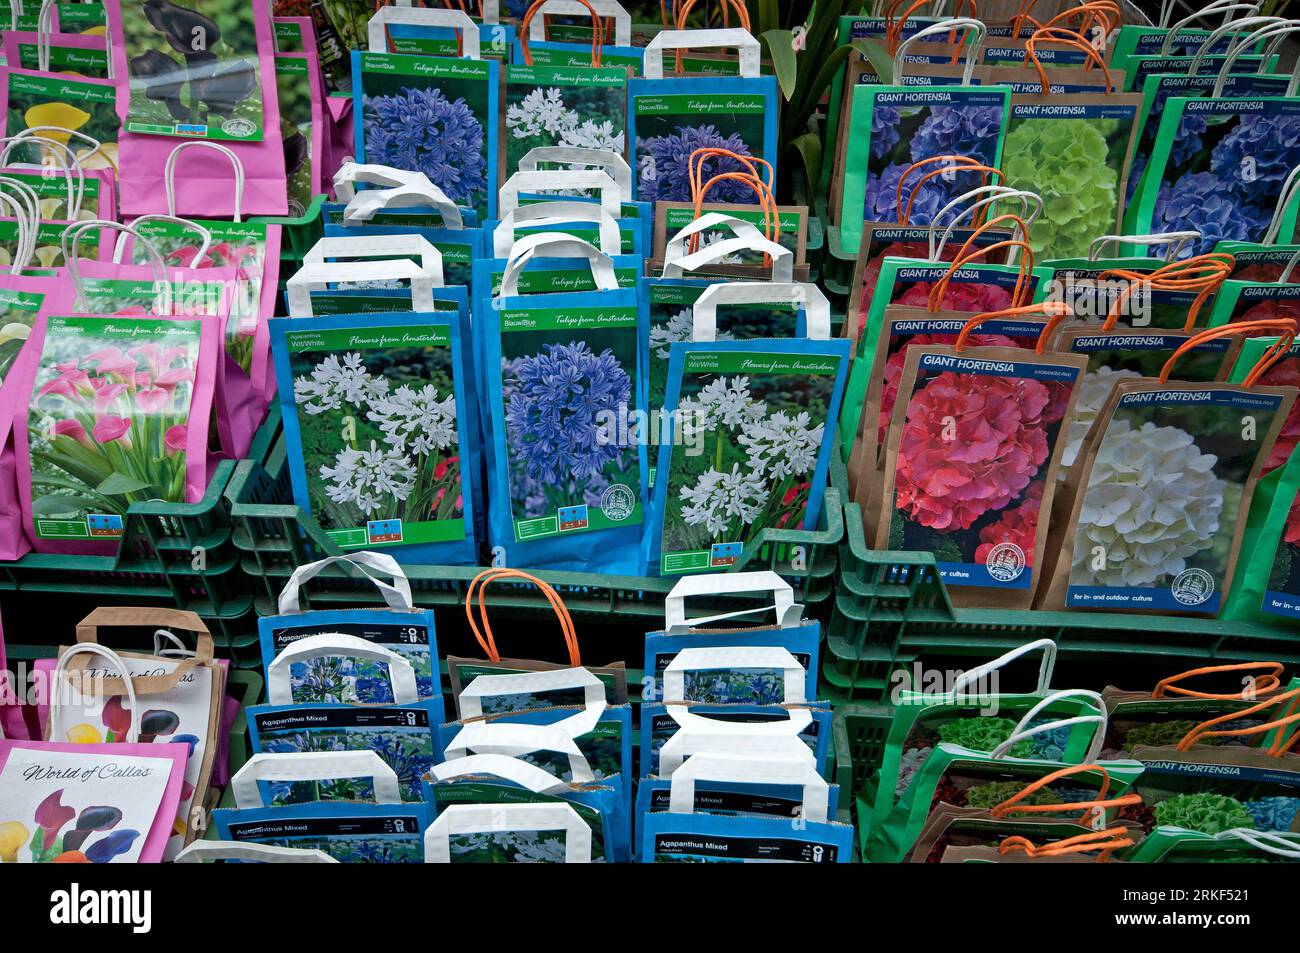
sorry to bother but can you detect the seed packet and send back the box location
[212,750,432,862]
[648,329,849,576]
[1,31,109,78]
[1040,321,1300,615]
[628,28,778,204]
[0,68,120,173]
[271,308,478,562]
[12,310,219,555]
[274,49,325,219]
[352,9,499,221]
[1134,96,1300,257]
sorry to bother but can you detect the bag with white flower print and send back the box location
[501,0,629,188]
[653,202,808,274]
[353,7,500,221]
[873,302,1086,608]
[1038,320,1300,616]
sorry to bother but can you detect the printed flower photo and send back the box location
[0,222,102,270]
[119,0,263,139]
[251,830,423,863]
[286,646,436,704]
[501,330,639,528]
[4,789,141,863]
[3,72,121,172]
[28,319,200,535]
[1151,103,1300,256]
[291,341,462,544]
[1067,398,1280,596]
[0,291,41,387]
[261,726,435,804]
[635,113,767,203]
[447,829,572,863]
[886,362,1074,581]
[504,76,626,176]
[1001,113,1133,259]
[859,98,1005,225]
[1265,493,1300,606]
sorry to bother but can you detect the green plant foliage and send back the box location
[1122,720,1200,750]
[937,717,1032,757]
[1153,793,1256,834]
[964,780,1064,811]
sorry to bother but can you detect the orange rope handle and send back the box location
[885,0,935,54]
[1157,319,1298,384]
[1152,662,1286,700]
[1267,693,1300,755]
[999,827,1133,861]
[1098,255,1234,333]
[1174,685,1300,750]
[519,0,605,66]
[1178,711,1300,752]
[928,238,1035,313]
[990,763,1133,824]
[465,568,582,666]
[1025,26,1113,94]
[1243,329,1300,387]
[1042,1,1121,40]
[954,300,1071,353]
[690,171,779,262]
[1009,0,1044,38]
[673,0,749,74]
[688,147,774,200]
[687,148,778,254]
[952,212,1031,261]
[895,156,1004,225]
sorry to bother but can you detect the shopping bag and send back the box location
[640,701,833,779]
[425,802,594,862]
[174,840,338,862]
[1124,827,1300,863]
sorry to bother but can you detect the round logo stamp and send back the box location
[1171,568,1214,606]
[221,118,256,138]
[985,542,1025,583]
[601,484,635,522]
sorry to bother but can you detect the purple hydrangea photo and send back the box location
[863,162,948,224]
[1209,112,1300,192]
[1152,171,1274,254]
[363,86,487,207]
[872,104,902,160]
[909,104,1004,165]
[637,124,760,204]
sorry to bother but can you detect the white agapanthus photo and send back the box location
[1071,419,1226,587]
[293,351,390,414]
[677,375,765,439]
[1058,366,1142,475]
[506,86,624,152]
[320,441,419,516]
[367,383,457,456]
[561,118,624,152]
[738,410,823,480]
[649,308,734,359]
[680,462,770,536]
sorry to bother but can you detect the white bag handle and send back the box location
[499,169,621,218]
[165,141,245,221]
[303,234,445,285]
[286,259,437,316]
[1213,19,1300,96]
[692,281,831,341]
[0,134,87,220]
[115,215,212,268]
[334,163,464,229]
[368,6,480,58]
[498,232,620,296]
[0,190,33,275]
[1264,164,1300,246]
[657,728,813,776]
[519,147,632,200]
[933,189,1043,259]
[62,219,174,313]
[993,689,1107,761]
[665,704,813,734]
[425,803,591,862]
[668,753,829,822]
[431,753,574,794]
[662,646,807,704]
[894,18,985,85]
[643,28,761,79]
[48,643,142,744]
[527,0,632,47]
[493,201,623,256]
[174,841,340,863]
[662,213,791,279]
[663,570,799,631]
[278,552,414,614]
[442,722,595,782]
[948,639,1057,695]
[1223,828,1300,858]
[231,751,402,808]
[266,633,420,706]
[1089,232,1201,262]
[458,666,606,719]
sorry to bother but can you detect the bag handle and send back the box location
[266,633,420,705]
[1173,685,1300,750]
[668,752,829,822]
[465,568,581,666]
[499,169,621,218]
[0,190,33,275]
[457,668,606,720]
[1157,318,1297,384]
[1212,19,1300,97]
[1267,692,1300,756]
[663,568,798,631]
[62,220,172,314]
[277,552,414,614]
[948,639,1058,695]
[231,751,402,808]
[666,705,815,734]
[643,28,761,79]
[115,215,212,269]
[691,280,830,342]
[929,235,1035,312]
[954,300,1071,354]
[431,753,575,794]
[884,0,969,53]
[893,18,986,83]
[1026,27,1113,94]
[995,688,1108,761]
[691,169,779,255]
[493,201,623,256]
[285,259,437,316]
[47,643,142,744]
[1178,11,1277,67]
[990,764,1141,825]
[1098,255,1233,333]
[1264,164,1300,246]
[425,803,591,862]
[537,0,633,46]
[520,0,605,66]
[998,827,1133,861]
[674,0,750,30]
[76,606,214,664]
[656,728,813,777]
[1220,828,1300,858]
[662,646,807,704]
[303,234,446,286]
[334,163,464,229]
[519,147,633,201]
[174,841,340,863]
[498,231,620,296]
[898,157,1005,227]
[0,132,85,221]
[368,6,480,59]
[661,212,792,280]
[688,147,774,204]
[1152,662,1285,700]
[932,187,1043,260]
[442,722,596,782]
[1041,1,1120,42]
[1088,232,1201,263]
[165,141,245,222]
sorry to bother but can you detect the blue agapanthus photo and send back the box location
[363,85,487,208]
[860,102,1005,225]
[1153,109,1300,255]
[637,124,762,204]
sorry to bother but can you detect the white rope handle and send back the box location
[894,18,986,85]
[115,215,212,268]
[62,220,172,313]
[165,141,245,222]
[48,643,142,744]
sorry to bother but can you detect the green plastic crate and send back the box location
[0,460,252,618]
[823,499,1300,704]
[253,193,326,269]
[223,415,846,619]
[832,704,894,821]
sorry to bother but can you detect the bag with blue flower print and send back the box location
[352,6,500,222]
[212,750,432,863]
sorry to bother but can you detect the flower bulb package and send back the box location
[510,5,644,74]
[353,7,499,221]
[1118,51,1281,100]
[1108,24,1246,80]
[873,330,1086,607]
[652,203,808,271]
[10,309,220,555]
[1132,95,1300,257]
[34,610,225,859]
[1126,828,1300,864]
[639,700,831,779]
[491,168,642,259]
[0,274,52,396]
[0,164,115,222]
[211,750,433,862]
[0,737,187,863]
[1,30,108,79]
[1039,331,1300,616]
[628,29,778,205]
[1207,274,1300,328]
[270,308,478,563]
[0,67,121,174]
